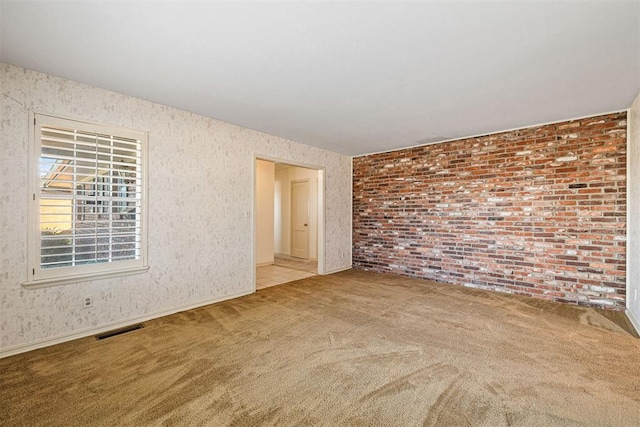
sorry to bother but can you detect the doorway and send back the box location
[254,157,324,290]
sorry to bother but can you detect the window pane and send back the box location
[35,118,145,276]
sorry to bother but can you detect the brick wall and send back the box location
[353,112,627,310]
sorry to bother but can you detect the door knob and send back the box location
[304,224,308,226]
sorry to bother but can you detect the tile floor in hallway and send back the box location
[273,254,317,274]
[256,264,316,290]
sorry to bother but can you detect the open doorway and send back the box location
[254,157,324,290]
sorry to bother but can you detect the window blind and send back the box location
[38,123,143,270]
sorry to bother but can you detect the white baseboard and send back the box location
[274,253,318,261]
[626,309,640,336]
[0,289,253,359]
[323,265,352,275]
[256,261,274,267]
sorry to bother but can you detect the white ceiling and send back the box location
[1,1,639,156]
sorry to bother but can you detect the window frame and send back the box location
[23,112,149,289]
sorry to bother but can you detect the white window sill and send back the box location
[22,266,150,289]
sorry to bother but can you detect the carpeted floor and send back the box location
[2,269,640,426]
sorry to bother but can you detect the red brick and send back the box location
[352,112,627,310]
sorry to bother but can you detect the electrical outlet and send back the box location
[83,296,93,309]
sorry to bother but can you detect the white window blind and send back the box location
[26,114,148,287]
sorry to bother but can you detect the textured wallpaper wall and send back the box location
[0,63,352,353]
[628,93,640,327]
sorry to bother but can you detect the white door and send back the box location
[291,180,309,259]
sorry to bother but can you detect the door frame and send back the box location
[252,154,326,292]
[290,178,310,260]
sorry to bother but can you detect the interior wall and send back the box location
[353,112,627,310]
[274,178,282,254]
[274,167,288,255]
[628,93,640,330]
[255,160,275,265]
[0,63,352,355]
[274,166,318,259]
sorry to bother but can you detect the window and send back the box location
[25,113,148,288]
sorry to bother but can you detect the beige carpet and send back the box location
[2,270,640,426]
